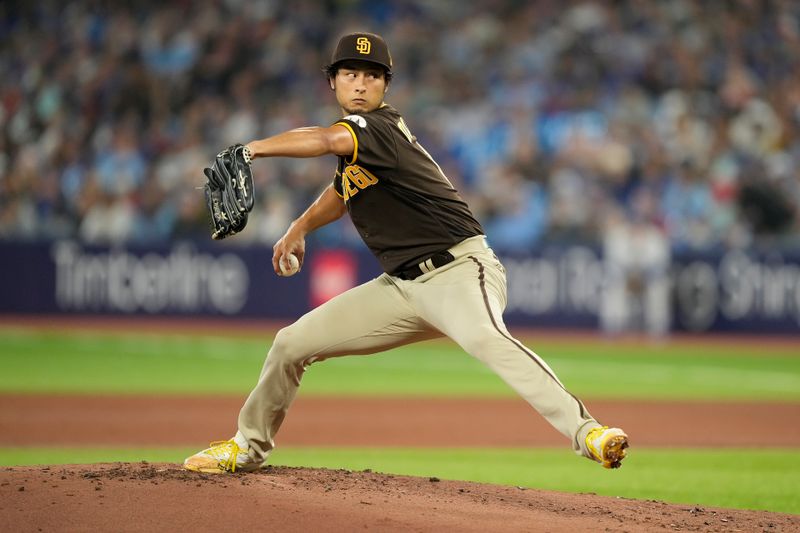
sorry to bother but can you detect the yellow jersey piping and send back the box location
[335,121,358,164]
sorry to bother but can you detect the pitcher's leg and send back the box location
[410,254,600,457]
[238,274,439,461]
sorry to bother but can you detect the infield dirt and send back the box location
[2,394,799,532]
[2,394,800,448]
[3,462,799,533]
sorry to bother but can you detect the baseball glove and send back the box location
[203,143,255,240]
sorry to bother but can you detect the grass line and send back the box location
[2,329,800,399]
[0,446,797,515]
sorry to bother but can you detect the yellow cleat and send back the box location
[586,426,629,469]
[183,439,262,474]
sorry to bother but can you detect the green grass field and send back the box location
[2,327,799,400]
[1,325,799,514]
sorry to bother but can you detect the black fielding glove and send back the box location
[202,144,255,240]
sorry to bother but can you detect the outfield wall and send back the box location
[1,240,799,334]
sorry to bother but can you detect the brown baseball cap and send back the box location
[328,32,393,72]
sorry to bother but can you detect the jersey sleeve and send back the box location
[333,112,397,169]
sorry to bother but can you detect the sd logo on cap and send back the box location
[356,36,371,55]
[326,32,393,74]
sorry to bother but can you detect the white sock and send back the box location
[233,431,249,450]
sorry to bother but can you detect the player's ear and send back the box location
[329,78,335,91]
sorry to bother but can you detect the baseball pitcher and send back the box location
[186,32,629,473]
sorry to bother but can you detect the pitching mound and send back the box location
[2,463,797,532]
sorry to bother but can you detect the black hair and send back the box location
[323,62,393,83]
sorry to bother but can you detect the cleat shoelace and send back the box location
[205,440,243,472]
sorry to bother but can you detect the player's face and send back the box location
[332,63,387,114]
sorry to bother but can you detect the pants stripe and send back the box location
[468,256,590,420]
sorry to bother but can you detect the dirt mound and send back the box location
[2,463,797,532]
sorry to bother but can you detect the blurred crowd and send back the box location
[1,0,799,252]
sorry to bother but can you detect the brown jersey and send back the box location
[332,104,484,275]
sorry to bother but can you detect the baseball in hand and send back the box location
[279,253,300,277]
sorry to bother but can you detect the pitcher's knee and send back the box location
[267,325,309,367]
